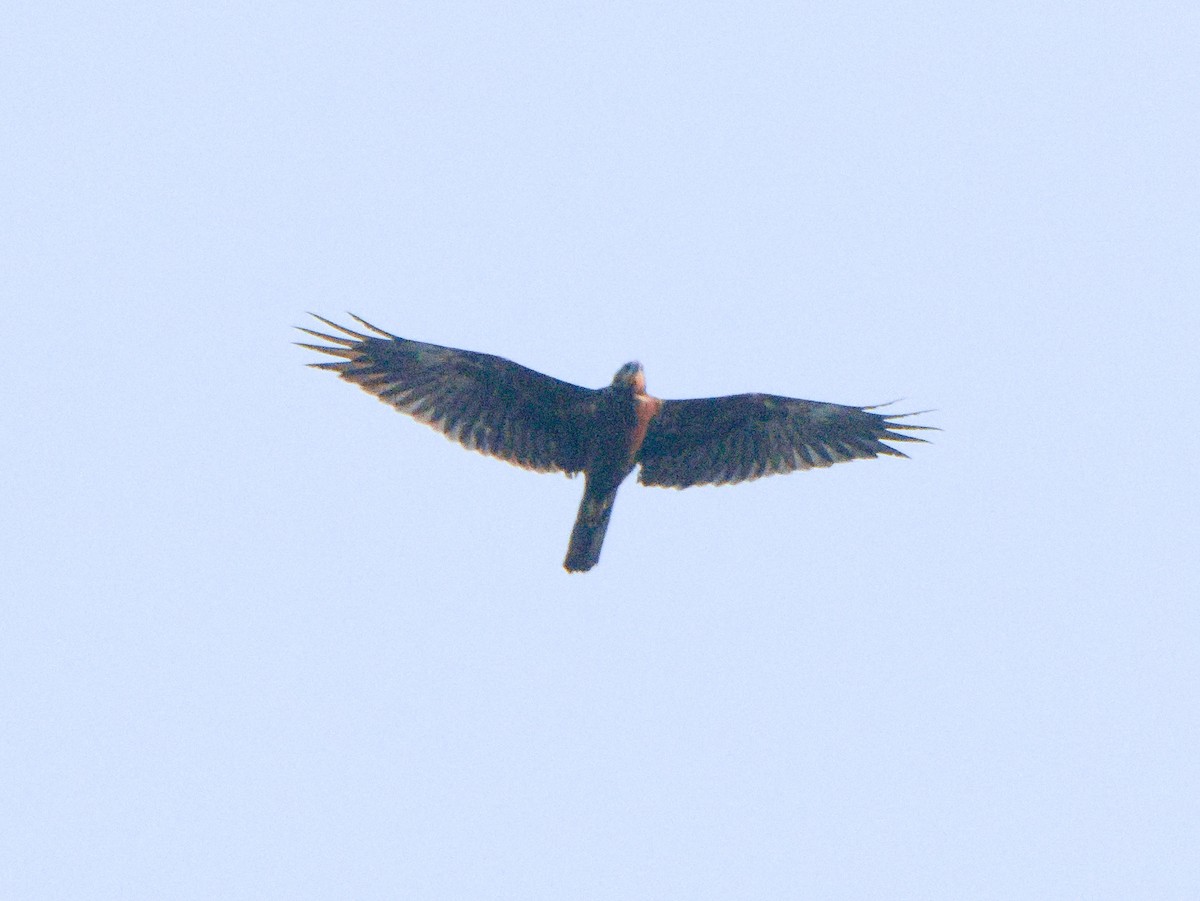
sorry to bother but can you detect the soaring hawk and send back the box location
[298,314,932,572]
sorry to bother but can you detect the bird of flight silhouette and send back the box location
[299,314,932,572]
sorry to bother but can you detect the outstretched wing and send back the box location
[298,314,596,474]
[637,394,932,488]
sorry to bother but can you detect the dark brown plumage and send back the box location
[298,314,933,572]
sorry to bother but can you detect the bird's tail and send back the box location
[564,478,619,573]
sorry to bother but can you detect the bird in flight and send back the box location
[298,314,932,572]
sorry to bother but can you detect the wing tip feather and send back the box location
[305,312,370,341]
[294,341,357,359]
[346,313,398,338]
[294,326,357,346]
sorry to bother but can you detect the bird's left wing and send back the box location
[637,393,932,488]
[298,314,596,474]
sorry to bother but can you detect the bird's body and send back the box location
[561,363,662,571]
[298,314,931,572]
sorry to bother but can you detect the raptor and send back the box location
[298,314,932,572]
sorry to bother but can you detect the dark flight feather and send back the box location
[298,314,595,475]
[637,395,932,488]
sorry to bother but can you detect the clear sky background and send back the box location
[4,2,1198,898]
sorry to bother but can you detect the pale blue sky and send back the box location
[4,2,1198,898]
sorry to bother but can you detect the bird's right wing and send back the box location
[637,393,932,488]
[298,315,597,475]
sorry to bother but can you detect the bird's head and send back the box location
[611,361,646,393]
